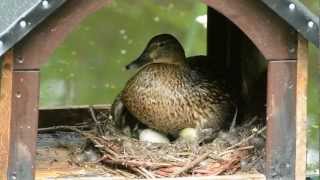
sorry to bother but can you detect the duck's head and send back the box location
[126,34,186,70]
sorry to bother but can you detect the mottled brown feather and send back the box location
[122,63,233,135]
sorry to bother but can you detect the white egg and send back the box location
[179,128,199,143]
[139,129,170,143]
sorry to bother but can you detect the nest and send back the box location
[38,107,266,179]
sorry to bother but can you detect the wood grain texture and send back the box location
[204,0,295,60]
[0,50,13,180]
[295,35,308,179]
[7,71,40,180]
[266,60,297,179]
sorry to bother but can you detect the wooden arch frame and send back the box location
[0,0,307,179]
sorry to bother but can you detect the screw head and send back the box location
[308,21,314,28]
[20,20,27,28]
[289,3,295,10]
[16,92,22,98]
[42,0,49,9]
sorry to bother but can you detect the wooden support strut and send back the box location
[0,51,14,180]
[0,49,40,180]
[295,35,308,179]
[8,69,39,180]
[266,36,308,179]
[266,60,297,179]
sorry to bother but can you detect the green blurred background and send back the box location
[38,0,318,175]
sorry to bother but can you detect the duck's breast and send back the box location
[122,64,232,134]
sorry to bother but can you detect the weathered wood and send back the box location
[266,60,297,179]
[35,172,266,180]
[7,71,39,180]
[0,50,14,180]
[295,35,308,179]
[38,105,110,128]
[204,0,296,60]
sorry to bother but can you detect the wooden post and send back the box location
[0,51,13,180]
[8,70,39,180]
[266,60,297,179]
[7,51,39,180]
[295,35,308,179]
[0,49,40,180]
[266,35,308,179]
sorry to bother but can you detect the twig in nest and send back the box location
[137,167,155,179]
[211,156,241,175]
[218,145,254,156]
[89,106,104,135]
[89,106,99,123]
[170,151,211,177]
[243,116,258,127]
[38,125,90,133]
[102,158,176,170]
[226,126,266,151]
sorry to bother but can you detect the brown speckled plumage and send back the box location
[118,34,234,135]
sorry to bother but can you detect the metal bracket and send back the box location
[261,0,319,48]
[0,0,66,57]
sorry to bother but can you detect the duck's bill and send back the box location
[126,53,149,70]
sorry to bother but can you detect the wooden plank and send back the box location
[38,105,110,128]
[0,50,13,180]
[7,71,40,180]
[295,35,308,179]
[36,168,266,180]
[266,60,297,179]
[204,0,296,60]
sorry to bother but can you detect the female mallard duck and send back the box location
[113,34,235,136]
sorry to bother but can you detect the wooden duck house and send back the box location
[0,0,318,179]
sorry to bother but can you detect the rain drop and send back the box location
[168,3,174,9]
[120,29,126,34]
[153,16,160,22]
[121,49,127,55]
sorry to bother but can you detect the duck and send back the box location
[112,34,235,138]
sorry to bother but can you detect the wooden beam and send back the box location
[204,0,296,60]
[295,35,308,179]
[7,70,40,180]
[266,60,297,179]
[0,50,13,180]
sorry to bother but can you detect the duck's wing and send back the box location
[187,55,223,80]
[111,93,127,127]
[111,93,146,131]
[187,55,210,73]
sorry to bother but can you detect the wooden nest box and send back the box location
[0,0,318,179]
